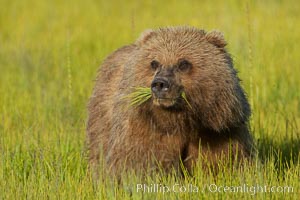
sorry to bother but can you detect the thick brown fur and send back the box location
[87,26,254,178]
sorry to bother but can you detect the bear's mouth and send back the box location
[152,97,180,108]
[152,91,192,110]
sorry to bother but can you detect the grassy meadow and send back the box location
[0,0,299,199]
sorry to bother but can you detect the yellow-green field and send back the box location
[0,0,299,199]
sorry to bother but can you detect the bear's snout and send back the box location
[151,76,182,108]
[151,77,170,95]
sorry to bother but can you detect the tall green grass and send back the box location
[0,0,299,199]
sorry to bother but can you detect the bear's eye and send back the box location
[178,59,192,72]
[150,60,160,71]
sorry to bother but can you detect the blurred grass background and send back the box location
[0,0,299,199]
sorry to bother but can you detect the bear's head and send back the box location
[128,27,250,132]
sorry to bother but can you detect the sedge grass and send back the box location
[123,87,152,106]
[0,0,299,199]
[124,87,193,109]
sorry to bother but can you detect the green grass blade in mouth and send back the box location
[181,91,192,109]
[123,87,152,107]
[124,88,191,109]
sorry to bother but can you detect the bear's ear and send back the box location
[205,30,227,48]
[136,29,157,46]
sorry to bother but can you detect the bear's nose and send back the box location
[151,78,170,93]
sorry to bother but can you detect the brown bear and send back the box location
[87,26,254,178]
